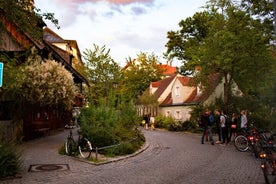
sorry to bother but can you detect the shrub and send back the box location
[0,142,21,179]
[182,120,198,131]
[79,100,145,156]
[154,115,174,129]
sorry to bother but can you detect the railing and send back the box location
[93,136,138,160]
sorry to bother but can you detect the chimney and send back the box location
[195,65,202,73]
[22,0,34,12]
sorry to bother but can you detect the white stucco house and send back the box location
[147,72,241,122]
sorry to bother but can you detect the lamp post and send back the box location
[105,80,118,108]
[274,0,276,40]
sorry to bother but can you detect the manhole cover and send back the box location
[28,164,70,172]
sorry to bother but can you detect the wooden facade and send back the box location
[0,10,88,140]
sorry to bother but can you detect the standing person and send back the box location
[72,107,80,127]
[220,110,228,144]
[206,110,214,141]
[240,110,248,129]
[214,110,221,144]
[143,114,150,130]
[150,115,155,130]
[229,113,238,141]
[201,109,214,145]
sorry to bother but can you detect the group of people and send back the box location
[200,109,248,145]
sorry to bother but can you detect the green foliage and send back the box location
[0,0,59,42]
[137,88,159,106]
[154,115,197,132]
[21,58,76,109]
[241,0,274,39]
[165,0,276,109]
[122,52,163,100]
[0,54,76,119]
[79,100,144,156]
[8,57,76,111]
[83,44,122,104]
[104,130,145,157]
[0,142,21,179]
[231,95,275,130]
[181,120,198,131]
[154,115,175,129]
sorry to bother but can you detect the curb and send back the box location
[72,142,150,166]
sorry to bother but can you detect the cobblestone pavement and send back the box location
[2,128,265,184]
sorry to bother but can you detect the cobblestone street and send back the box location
[2,128,265,184]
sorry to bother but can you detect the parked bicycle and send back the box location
[259,133,276,184]
[65,129,92,159]
[234,123,258,152]
[234,123,270,158]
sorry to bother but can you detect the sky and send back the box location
[35,0,207,66]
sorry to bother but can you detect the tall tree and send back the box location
[122,52,164,100]
[0,0,59,42]
[83,44,122,104]
[165,0,276,107]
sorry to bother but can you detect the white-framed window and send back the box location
[174,111,182,120]
[175,86,180,96]
[165,110,171,117]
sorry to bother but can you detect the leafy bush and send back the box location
[168,121,183,131]
[79,99,145,156]
[0,142,21,179]
[181,120,198,131]
[154,115,174,129]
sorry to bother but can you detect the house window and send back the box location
[165,110,171,117]
[175,86,180,96]
[174,111,181,120]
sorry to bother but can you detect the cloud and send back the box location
[49,0,155,28]
[55,0,154,5]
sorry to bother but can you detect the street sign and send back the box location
[0,62,3,87]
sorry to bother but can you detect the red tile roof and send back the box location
[151,74,177,99]
[157,73,221,106]
[159,63,177,76]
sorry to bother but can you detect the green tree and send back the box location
[241,0,274,40]
[1,55,76,120]
[0,0,59,42]
[83,44,122,105]
[122,52,163,100]
[165,0,276,108]
[19,57,76,109]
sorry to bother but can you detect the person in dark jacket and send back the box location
[214,109,221,144]
[201,109,214,145]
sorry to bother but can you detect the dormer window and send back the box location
[175,86,180,96]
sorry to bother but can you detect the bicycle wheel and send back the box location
[65,137,76,156]
[78,138,92,159]
[262,158,276,184]
[234,135,249,152]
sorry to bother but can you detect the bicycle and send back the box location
[259,133,276,184]
[234,124,258,153]
[234,123,267,158]
[65,129,92,159]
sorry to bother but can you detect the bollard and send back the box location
[96,147,98,160]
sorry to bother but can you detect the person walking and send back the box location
[201,109,214,145]
[229,113,238,141]
[240,110,247,129]
[214,110,221,144]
